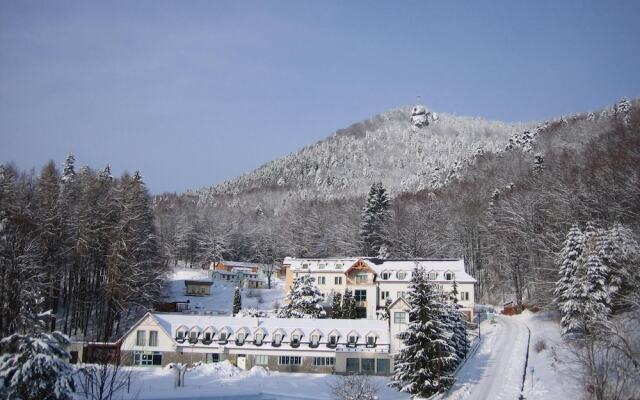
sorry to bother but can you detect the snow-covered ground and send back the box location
[161,267,286,315]
[116,361,408,400]
[516,311,582,400]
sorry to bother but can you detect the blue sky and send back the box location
[1,1,639,193]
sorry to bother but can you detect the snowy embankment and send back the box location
[119,361,408,400]
[162,267,285,314]
[516,311,582,400]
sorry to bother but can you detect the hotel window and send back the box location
[291,334,300,347]
[272,333,282,346]
[318,263,326,270]
[334,276,343,285]
[361,358,375,374]
[317,276,326,285]
[355,272,368,284]
[346,358,359,373]
[236,332,246,345]
[189,331,198,343]
[394,312,407,324]
[203,332,212,342]
[302,263,309,269]
[428,272,438,280]
[328,335,337,346]
[445,272,454,280]
[255,355,268,365]
[176,330,185,341]
[347,335,357,347]
[366,336,376,347]
[396,291,406,299]
[380,291,390,300]
[396,271,407,280]
[460,291,470,301]
[149,331,158,347]
[381,272,391,280]
[313,357,335,366]
[377,358,390,374]
[335,263,343,269]
[218,332,228,343]
[254,333,264,345]
[136,330,145,346]
[278,356,301,365]
[310,334,320,346]
[355,289,367,302]
[206,353,220,363]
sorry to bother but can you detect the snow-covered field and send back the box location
[117,361,408,400]
[161,267,286,314]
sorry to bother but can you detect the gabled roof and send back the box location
[388,296,410,311]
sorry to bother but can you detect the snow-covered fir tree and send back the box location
[377,297,393,321]
[330,291,343,319]
[279,276,324,318]
[359,183,392,257]
[448,280,469,361]
[0,331,76,400]
[555,225,586,335]
[232,287,242,316]
[341,288,357,319]
[390,267,457,397]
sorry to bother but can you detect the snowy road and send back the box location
[442,316,530,400]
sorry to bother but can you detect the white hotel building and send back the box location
[284,257,476,321]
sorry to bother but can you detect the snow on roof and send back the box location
[184,279,213,285]
[283,257,476,283]
[219,260,263,269]
[152,313,389,346]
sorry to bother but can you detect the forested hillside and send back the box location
[0,157,164,341]
[156,98,639,308]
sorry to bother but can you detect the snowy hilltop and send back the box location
[190,105,533,209]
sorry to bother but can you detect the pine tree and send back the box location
[279,276,324,318]
[330,291,343,319]
[341,288,357,319]
[390,267,457,397]
[555,225,585,335]
[448,280,468,362]
[377,297,392,321]
[0,331,76,400]
[233,287,242,315]
[359,183,391,257]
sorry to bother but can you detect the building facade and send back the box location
[120,312,397,375]
[284,258,476,320]
[211,261,266,289]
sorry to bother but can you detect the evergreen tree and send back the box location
[448,280,468,362]
[341,288,357,319]
[359,183,391,257]
[330,291,343,319]
[0,331,75,400]
[377,297,392,320]
[555,225,585,335]
[390,267,457,397]
[232,287,242,316]
[279,276,324,318]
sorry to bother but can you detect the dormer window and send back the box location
[327,335,337,348]
[272,333,282,347]
[254,333,264,346]
[176,331,185,342]
[218,332,228,344]
[318,263,326,270]
[428,271,438,280]
[302,263,309,269]
[366,336,376,348]
[291,334,300,348]
[335,263,343,269]
[310,334,320,348]
[189,331,199,344]
[347,335,357,347]
[381,272,391,280]
[202,331,213,344]
[445,272,454,280]
[236,332,246,345]
[397,271,407,280]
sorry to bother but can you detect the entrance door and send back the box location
[237,354,246,370]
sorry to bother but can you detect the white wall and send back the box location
[121,314,175,353]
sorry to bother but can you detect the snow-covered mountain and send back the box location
[191,105,533,209]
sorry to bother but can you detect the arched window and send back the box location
[396,271,407,280]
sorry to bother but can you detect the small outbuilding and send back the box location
[184,279,213,296]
